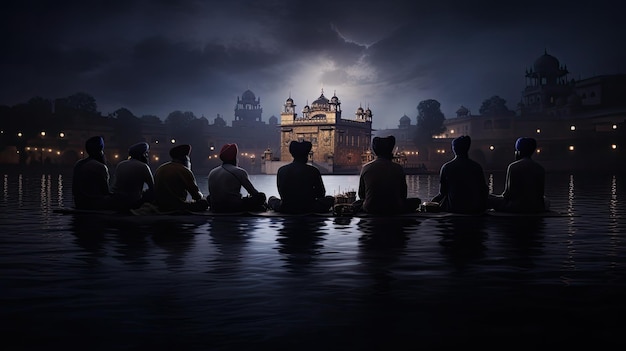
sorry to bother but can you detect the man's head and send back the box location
[219,143,238,165]
[515,137,537,158]
[372,136,395,159]
[289,140,312,161]
[85,136,104,157]
[129,142,149,163]
[452,135,471,157]
[170,144,192,160]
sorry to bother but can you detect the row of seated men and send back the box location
[72,134,547,215]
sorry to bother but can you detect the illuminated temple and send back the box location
[263,90,373,174]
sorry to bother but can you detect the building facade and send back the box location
[275,90,373,174]
[436,51,626,173]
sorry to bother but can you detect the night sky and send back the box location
[2,0,625,129]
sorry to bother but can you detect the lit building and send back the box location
[275,90,373,174]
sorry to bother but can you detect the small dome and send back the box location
[241,89,256,102]
[268,115,278,125]
[312,93,329,106]
[456,105,469,117]
[533,52,561,76]
[356,106,364,113]
[331,95,339,104]
[399,115,411,125]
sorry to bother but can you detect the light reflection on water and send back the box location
[1,170,626,349]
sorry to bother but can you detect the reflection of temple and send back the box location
[269,90,373,174]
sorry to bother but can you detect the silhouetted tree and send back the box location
[479,95,515,116]
[165,110,196,140]
[110,108,143,151]
[415,99,446,145]
[140,115,162,124]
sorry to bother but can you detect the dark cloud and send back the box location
[2,0,625,127]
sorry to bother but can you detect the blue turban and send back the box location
[515,137,537,157]
[129,142,149,159]
[452,135,471,156]
[85,136,104,157]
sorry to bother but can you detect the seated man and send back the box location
[72,136,115,210]
[431,135,488,214]
[352,135,420,215]
[488,137,547,213]
[111,141,155,211]
[153,144,208,212]
[267,140,334,214]
[207,143,266,212]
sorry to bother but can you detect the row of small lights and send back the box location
[447,124,618,136]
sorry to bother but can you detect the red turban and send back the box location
[219,143,238,162]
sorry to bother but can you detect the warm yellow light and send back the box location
[536,148,541,153]
[40,131,46,137]
[114,154,119,159]
[536,128,541,133]
[26,147,31,150]
[48,149,52,152]
[170,139,176,144]
[59,132,65,138]
[570,125,576,131]
[17,132,22,137]
[155,140,159,144]
[489,145,495,150]
[569,145,575,151]
[56,151,60,155]
[613,124,618,130]
[611,144,617,150]
[450,129,455,134]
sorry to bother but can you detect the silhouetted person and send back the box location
[431,135,488,214]
[207,143,266,212]
[111,142,155,211]
[154,144,208,212]
[72,136,114,210]
[489,137,547,213]
[268,140,334,214]
[352,135,420,215]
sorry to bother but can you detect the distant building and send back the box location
[373,114,427,173]
[271,90,373,174]
[203,89,280,173]
[436,51,626,172]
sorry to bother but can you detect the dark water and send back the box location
[1,170,626,350]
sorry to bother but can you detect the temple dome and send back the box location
[241,89,256,102]
[533,52,561,76]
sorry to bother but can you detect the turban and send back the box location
[169,144,192,159]
[289,140,312,159]
[128,142,149,159]
[452,135,471,156]
[219,143,238,163]
[515,137,537,157]
[372,136,395,159]
[85,136,104,157]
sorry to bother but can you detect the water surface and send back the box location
[1,170,625,349]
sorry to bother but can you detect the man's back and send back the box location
[503,158,545,212]
[359,158,407,214]
[276,161,325,213]
[438,157,487,214]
